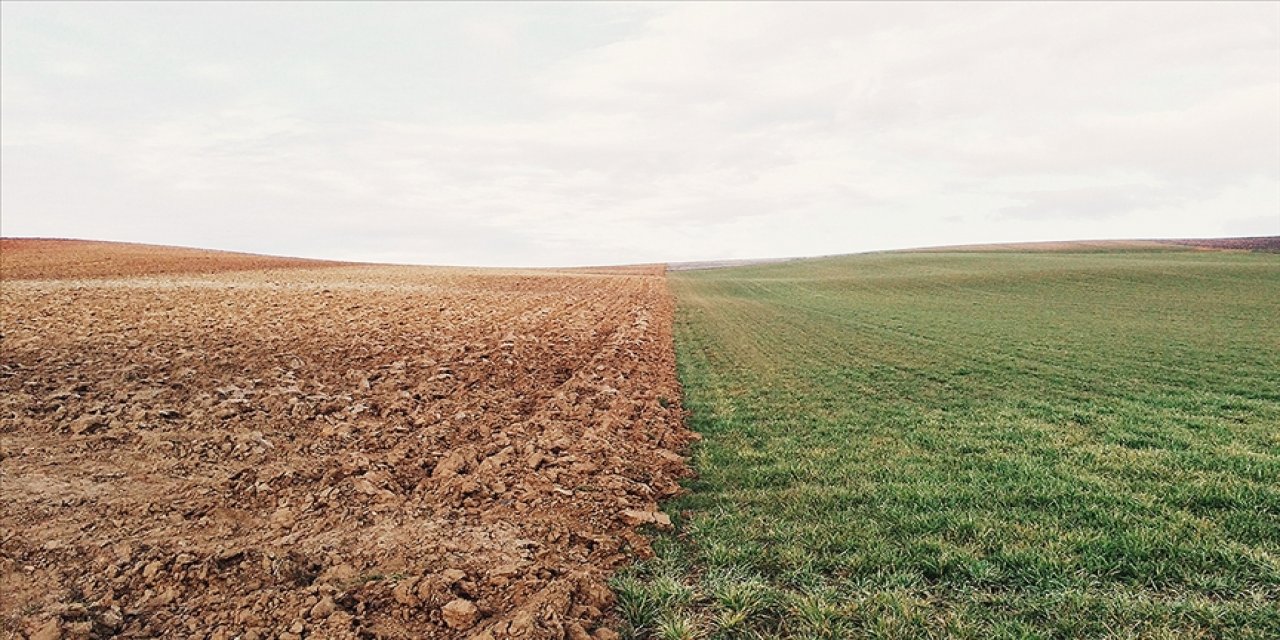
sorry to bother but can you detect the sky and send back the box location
[2,2,1277,267]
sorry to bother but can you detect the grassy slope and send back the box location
[617,251,1280,639]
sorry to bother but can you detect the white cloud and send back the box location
[1,2,1276,266]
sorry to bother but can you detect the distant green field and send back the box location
[617,250,1280,639]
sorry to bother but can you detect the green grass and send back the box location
[617,250,1280,639]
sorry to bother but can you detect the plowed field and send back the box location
[0,242,693,640]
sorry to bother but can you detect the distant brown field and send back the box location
[0,238,347,280]
[906,237,1280,253]
[1,240,692,639]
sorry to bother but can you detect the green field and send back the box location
[616,250,1280,639]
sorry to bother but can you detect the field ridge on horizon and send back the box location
[5,236,1279,278]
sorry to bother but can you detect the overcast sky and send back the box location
[2,2,1277,267]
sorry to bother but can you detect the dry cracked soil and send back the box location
[1,240,695,640]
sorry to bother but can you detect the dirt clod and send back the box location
[620,509,673,529]
[311,596,337,619]
[30,619,61,640]
[441,598,480,630]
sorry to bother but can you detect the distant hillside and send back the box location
[907,237,1280,253]
[4,236,1274,280]
[0,238,348,280]
[669,237,1278,272]
[666,257,798,272]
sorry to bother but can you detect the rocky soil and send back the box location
[1,244,693,639]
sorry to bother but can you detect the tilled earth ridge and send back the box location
[1,263,694,639]
[1,239,346,281]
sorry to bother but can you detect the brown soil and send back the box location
[1,241,693,639]
[1160,236,1280,252]
[907,237,1280,253]
[1,239,347,281]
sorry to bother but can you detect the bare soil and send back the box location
[1,242,693,639]
[1161,236,1280,252]
[1,239,347,281]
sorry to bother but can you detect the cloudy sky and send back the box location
[2,2,1277,266]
